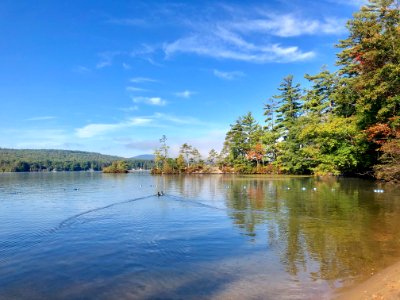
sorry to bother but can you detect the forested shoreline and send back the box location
[0,149,154,172]
[152,0,400,182]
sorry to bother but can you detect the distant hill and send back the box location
[132,154,155,160]
[0,148,154,172]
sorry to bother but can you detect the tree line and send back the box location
[0,149,154,172]
[153,0,400,181]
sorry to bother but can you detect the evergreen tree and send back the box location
[337,0,400,128]
[303,68,338,117]
[274,75,302,133]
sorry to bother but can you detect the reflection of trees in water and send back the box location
[159,175,222,201]
[224,176,400,284]
[160,175,400,285]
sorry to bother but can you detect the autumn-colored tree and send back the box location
[246,143,266,167]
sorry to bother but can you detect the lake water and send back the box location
[0,172,399,299]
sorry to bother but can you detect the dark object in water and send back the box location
[157,191,164,197]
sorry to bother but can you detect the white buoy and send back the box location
[374,189,384,193]
[313,187,317,191]
[302,187,306,191]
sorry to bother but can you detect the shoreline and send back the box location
[335,260,400,299]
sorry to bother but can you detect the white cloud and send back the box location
[96,51,122,69]
[132,96,167,106]
[75,112,208,139]
[213,69,245,80]
[153,112,205,125]
[130,77,158,83]
[73,66,91,73]
[75,117,152,138]
[164,33,315,63]
[2,129,69,149]
[130,44,156,57]
[120,105,139,112]
[126,86,148,92]
[175,90,195,98]
[122,63,131,70]
[161,8,350,63]
[229,15,346,37]
[26,116,56,121]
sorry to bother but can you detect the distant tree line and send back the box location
[153,0,400,181]
[0,149,154,172]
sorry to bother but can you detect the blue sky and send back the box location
[0,0,365,157]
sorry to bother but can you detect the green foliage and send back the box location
[299,116,366,175]
[223,112,262,163]
[337,0,400,128]
[0,148,154,172]
[274,75,302,131]
[216,0,399,180]
[151,140,209,174]
[103,160,129,173]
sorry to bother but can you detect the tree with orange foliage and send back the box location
[246,143,266,168]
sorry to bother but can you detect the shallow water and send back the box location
[0,172,399,299]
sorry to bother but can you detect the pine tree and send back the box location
[274,75,302,134]
[337,0,400,128]
[303,68,338,117]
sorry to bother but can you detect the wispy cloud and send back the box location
[130,77,158,83]
[26,116,56,121]
[162,6,349,63]
[132,96,167,106]
[213,69,245,80]
[76,117,152,138]
[228,15,346,37]
[153,112,205,125]
[164,32,315,63]
[126,86,149,92]
[75,112,207,138]
[122,63,131,70]
[131,44,156,57]
[119,105,139,112]
[175,90,195,98]
[73,66,91,73]
[96,51,122,69]
[2,129,69,149]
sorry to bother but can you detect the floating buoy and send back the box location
[313,188,317,191]
[302,187,306,191]
[373,189,384,193]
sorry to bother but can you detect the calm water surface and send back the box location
[0,172,399,299]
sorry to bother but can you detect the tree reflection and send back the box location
[223,176,400,284]
[162,175,400,286]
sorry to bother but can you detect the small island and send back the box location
[102,161,129,173]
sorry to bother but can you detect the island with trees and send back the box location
[152,0,400,183]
